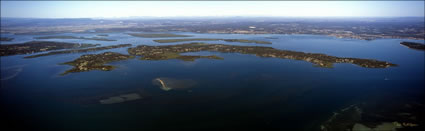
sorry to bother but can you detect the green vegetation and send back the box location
[127,33,192,38]
[128,42,397,68]
[56,42,397,75]
[35,36,116,41]
[153,38,272,44]
[139,51,223,61]
[61,52,134,75]
[96,34,109,37]
[25,44,132,58]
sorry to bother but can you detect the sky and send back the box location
[1,1,424,18]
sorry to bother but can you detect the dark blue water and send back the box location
[1,32,424,130]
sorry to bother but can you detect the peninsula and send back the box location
[400,41,425,51]
[0,41,99,56]
[25,44,132,58]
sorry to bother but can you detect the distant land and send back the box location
[153,38,272,44]
[1,17,424,40]
[0,37,14,41]
[34,36,116,41]
[126,33,192,38]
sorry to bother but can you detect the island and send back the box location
[96,34,109,37]
[34,36,116,41]
[128,42,397,68]
[400,41,425,51]
[0,37,14,41]
[24,44,132,58]
[0,41,99,56]
[61,52,134,75]
[153,38,272,44]
[265,37,278,39]
[139,51,223,61]
[127,33,192,38]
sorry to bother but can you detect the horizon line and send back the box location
[2,16,425,19]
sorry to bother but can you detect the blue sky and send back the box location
[1,1,424,18]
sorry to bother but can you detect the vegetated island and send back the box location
[24,44,132,58]
[0,41,99,56]
[153,38,272,44]
[127,33,192,38]
[60,42,397,75]
[400,41,425,51]
[96,34,109,37]
[61,52,134,75]
[265,37,278,39]
[1,37,14,41]
[128,42,397,68]
[34,36,116,41]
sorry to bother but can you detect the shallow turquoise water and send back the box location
[1,32,424,130]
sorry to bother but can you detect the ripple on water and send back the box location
[1,65,24,81]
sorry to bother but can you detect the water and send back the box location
[1,32,424,130]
